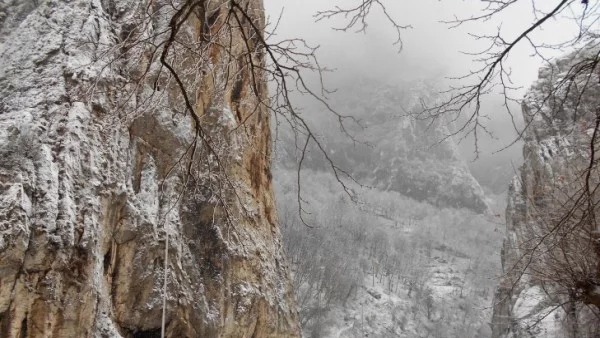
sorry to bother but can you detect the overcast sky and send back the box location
[264,0,586,161]
[264,0,582,86]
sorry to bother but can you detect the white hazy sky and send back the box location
[264,0,586,158]
[264,0,583,88]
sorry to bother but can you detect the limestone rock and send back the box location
[0,0,299,337]
[491,48,600,338]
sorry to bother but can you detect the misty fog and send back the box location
[264,1,590,337]
[3,0,600,337]
[265,0,582,165]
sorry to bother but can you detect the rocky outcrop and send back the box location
[279,80,488,213]
[491,49,600,338]
[0,0,299,337]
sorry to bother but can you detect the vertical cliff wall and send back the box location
[491,49,600,338]
[0,0,299,337]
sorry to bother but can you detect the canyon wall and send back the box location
[492,49,600,338]
[0,0,299,337]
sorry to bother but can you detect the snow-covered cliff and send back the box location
[491,49,600,338]
[0,0,299,337]
[278,79,488,213]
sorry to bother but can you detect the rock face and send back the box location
[280,79,488,213]
[0,0,299,337]
[491,50,600,338]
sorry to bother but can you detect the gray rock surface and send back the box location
[491,48,600,338]
[0,0,299,337]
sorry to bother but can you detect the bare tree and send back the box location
[312,1,600,336]
[79,1,379,336]
[391,1,600,336]
[108,0,600,335]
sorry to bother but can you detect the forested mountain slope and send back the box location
[277,79,488,213]
[275,80,502,337]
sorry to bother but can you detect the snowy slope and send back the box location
[274,169,502,338]
[277,79,488,213]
